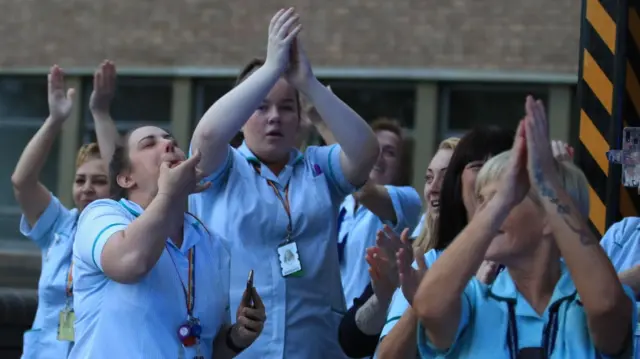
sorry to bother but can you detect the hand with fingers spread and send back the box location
[396,240,428,306]
[523,96,561,192]
[48,65,75,122]
[551,140,574,162]
[90,60,116,114]
[157,150,211,201]
[230,287,266,349]
[365,246,398,302]
[265,8,302,75]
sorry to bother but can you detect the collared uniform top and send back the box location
[416,263,638,358]
[69,198,230,359]
[189,142,355,359]
[411,213,426,239]
[338,187,422,307]
[601,216,640,359]
[380,249,441,340]
[19,195,78,359]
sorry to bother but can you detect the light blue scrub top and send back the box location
[416,263,638,358]
[189,142,355,359]
[601,216,640,359]
[70,198,230,359]
[380,248,441,340]
[338,186,422,307]
[19,195,78,359]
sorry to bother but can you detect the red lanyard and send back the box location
[166,246,196,317]
[251,163,293,240]
[65,263,73,299]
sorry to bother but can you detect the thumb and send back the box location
[415,252,428,272]
[182,150,202,169]
[400,228,410,245]
[66,88,76,100]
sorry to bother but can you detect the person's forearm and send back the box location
[413,196,510,349]
[300,78,378,183]
[117,194,184,277]
[352,183,396,222]
[192,65,281,174]
[212,324,239,359]
[12,116,63,188]
[307,109,337,145]
[355,294,391,335]
[377,309,418,359]
[91,110,121,163]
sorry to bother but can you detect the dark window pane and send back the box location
[192,80,235,130]
[326,81,417,128]
[82,77,172,124]
[443,84,548,136]
[0,124,60,241]
[0,77,48,120]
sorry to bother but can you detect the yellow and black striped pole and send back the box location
[576,0,640,235]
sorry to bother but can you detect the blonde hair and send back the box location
[475,150,589,217]
[413,137,460,255]
[75,143,102,169]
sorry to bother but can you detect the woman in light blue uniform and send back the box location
[12,66,112,359]
[189,8,379,359]
[414,98,636,358]
[70,126,266,359]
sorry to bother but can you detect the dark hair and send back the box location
[109,142,130,200]
[370,117,406,185]
[434,126,515,250]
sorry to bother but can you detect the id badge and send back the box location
[277,242,302,277]
[57,309,75,341]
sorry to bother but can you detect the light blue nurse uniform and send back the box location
[338,186,422,307]
[416,263,638,358]
[70,198,230,359]
[601,216,640,359]
[190,142,355,359]
[19,195,77,359]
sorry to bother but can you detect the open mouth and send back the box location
[430,199,440,208]
[266,130,283,138]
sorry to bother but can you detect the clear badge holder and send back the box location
[606,127,640,187]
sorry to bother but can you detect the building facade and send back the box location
[0,0,581,286]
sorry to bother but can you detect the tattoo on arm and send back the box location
[355,295,388,335]
[533,167,597,246]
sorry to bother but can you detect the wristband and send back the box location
[225,325,247,354]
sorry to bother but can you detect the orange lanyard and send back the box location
[166,246,196,317]
[65,263,73,299]
[251,163,293,241]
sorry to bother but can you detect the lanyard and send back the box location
[251,163,293,241]
[166,246,197,317]
[65,263,73,299]
[505,294,573,359]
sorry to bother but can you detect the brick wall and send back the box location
[0,0,580,72]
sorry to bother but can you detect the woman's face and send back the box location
[460,160,486,219]
[243,78,299,163]
[369,130,402,185]
[118,126,185,196]
[424,148,453,214]
[73,158,109,211]
[478,180,547,264]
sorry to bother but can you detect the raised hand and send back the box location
[157,151,211,200]
[396,243,428,306]
[48,65,75,122]
[89,60,116,114]
[524,96,560,194]
[265,8,302,75]
[494,119,530,209]
[366,245,398,302]
[231,287,266,349]
[285,36,314,90]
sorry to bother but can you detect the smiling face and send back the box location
[369,130,402,185]
[242,78,300,163]
[116,126,185,198]
[424,148,453,214]
[73,158,109,211]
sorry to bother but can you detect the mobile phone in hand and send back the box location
[245,270,254,308]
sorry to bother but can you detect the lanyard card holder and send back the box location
[607,127,640,187]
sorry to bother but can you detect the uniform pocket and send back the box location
[21,329,42,359]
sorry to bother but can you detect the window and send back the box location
[439,83,548,141]
[325,80,417,128]
[0,77,59,241]
[81,77,173,142]
[192,79,235,130]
